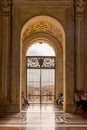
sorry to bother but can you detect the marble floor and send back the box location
[0,104,87,130]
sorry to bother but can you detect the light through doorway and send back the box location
[26,43,55,104]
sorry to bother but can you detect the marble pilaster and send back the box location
[1,0,12,103]
[75,0,86,90]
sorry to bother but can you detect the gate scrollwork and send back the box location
[27,56,55,69]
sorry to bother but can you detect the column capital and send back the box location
[75,0,86,16]
[1,0,12,16]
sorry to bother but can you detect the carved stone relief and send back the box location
[75,0,86,15]
[1,0,12,15]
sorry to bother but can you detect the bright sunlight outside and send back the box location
[26,42,55,56]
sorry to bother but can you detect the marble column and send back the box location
[1,0,12,103]
[75,0,86,90]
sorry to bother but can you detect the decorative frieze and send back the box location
[13,0,73,7]
[75,0,86,15]
[1,0,12,16]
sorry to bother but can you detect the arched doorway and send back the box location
[26,42,55,104]
[21,15,65,110]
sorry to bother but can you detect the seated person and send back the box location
[58,93,63,105]
[21,92,30,106]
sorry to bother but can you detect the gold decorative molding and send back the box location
[22,21,63,44]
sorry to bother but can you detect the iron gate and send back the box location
[26,56,55,104]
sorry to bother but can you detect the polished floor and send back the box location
[0,104,87,130]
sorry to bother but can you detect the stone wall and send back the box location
[83,3,87,92]
[0,5,3,99]
[0,0,75,113]
[12,0,75,113]
[0,0,87,112]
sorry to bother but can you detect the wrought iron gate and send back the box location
[26,56,55,104]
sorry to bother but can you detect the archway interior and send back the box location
[21,16,64,104]
[26,42,56,104]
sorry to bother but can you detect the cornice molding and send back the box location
[13,0,74,7]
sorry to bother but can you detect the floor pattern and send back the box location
[0,104,87,128]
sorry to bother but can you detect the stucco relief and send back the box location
[1,0,12,15]
[75,0,86,14]
[22,21,63,44]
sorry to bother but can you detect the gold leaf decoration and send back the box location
[22,21,63,43]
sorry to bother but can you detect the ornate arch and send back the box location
[21,15,65,105]
[21,15,65,47]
